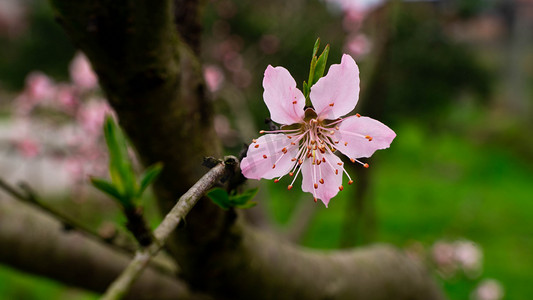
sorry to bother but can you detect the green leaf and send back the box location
[307,56,318,91]
[207,188,231,210]
[103,116,136,198]
[303,81,309,99]
[229,188,259,206]
[312,44,330,85]
[312,38,320,59]
[137,162,163,197]
[90,177,123,202]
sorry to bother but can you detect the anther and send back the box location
[291,158,297,161]
[259,130,265,134]
[282,147,287,154]
[287,136,292,139]
[344,142,348,146]
[311,140,316,145]
[252,139,257,143]
[322,157,326,162]
[337,162,343,166]
[272,164,276,169]
[314,183,318,189]
[288,185,293,190]
[319,178,324,184]
[263,155,267,159]
[274,179,279,183]
[339,186,344,191]
[317,160,322,166]
[365,135,373,141]
[356,113,361,117]
[335,141,339,144]
[350,158,355,163]
[291,142,296,145]
[254,144,259,148]
[298,159,303,164]
[364,163,369,168]
[335,126,339,130]
[292,101,297,104]
[314,198,317,203]
[335,169,338,175]
[348,180,354,185]
[329,130,335,135]
[313,144,317,150]
[319,147,325,154]
[289,172,294,176]
[329,103,334,107]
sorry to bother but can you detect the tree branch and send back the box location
[102,156,239,300]
[0,196,197,300]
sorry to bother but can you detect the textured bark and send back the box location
[0,197,193,300]
[34,1,448,299]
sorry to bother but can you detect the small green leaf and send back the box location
[307,56,318,91]
[312,44,330,85]
[312,38,320,59]
[229,188,259,206]
[103,116,136,198]
[303,81,309,99]
[138,162,163,197]
[90,177,123,202]
[207,188,231,210]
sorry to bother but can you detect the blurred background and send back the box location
[0,0,532,299]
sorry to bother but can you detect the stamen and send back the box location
[314,197,317,203]
[335,126,339,130]
[254,144,259,148]
[365,135,373,141]
[282,147,287,154]
[292,101,297,104]
[322,157,326,163]
[314,183,318,189]
[289,172,294,176]
[348,180,354,185]
[263,155,267,159]
[288,185,293,190]
[291,158,297,161]
[274,179,279,183]
[329,103,334,107]
[272,164,276,169]
[364,163,369,168]
[319,178,324,184]
[337,162,343,166]
[298,159,303,164]
[344,142,348,146]
[335,169,338,175]
[356,113,361,117]
[252,139,257,143]
[259,130,265,134]
[339,186,344,191]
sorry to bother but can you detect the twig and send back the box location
[0,178,135,251]
[101,156,239,300]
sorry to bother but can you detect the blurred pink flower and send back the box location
[14,72,56,115]
[345,34,372,58]
[241,54,395,206]
[454,240,483,277]
[54,84,79,114]
[203,65,225,92]
[14,138,40,158]
[473,279,504,300]
[432,241,457,275]
[69,52,98,91]
[77,99,114,136]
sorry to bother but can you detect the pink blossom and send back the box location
[345,34,372,58]
[203,65,225,92]
[77,99,114,137]
[69,52,98,91]
[473,279,504,300]
[14,72,56,115]
[241,54,395,206]
[14,138,40,158]
[454,240,483,277]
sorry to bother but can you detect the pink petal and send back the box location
[301,152,343,207]
[241,134,298,180]
[310,54,360,120]
[263,65,305,125]
[334,116,396,159]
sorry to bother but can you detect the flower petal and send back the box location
[334,116,396,159]
[263,65,305,125]
[241,134,299,180]
[301,152,343,207]
[310,54,360,120]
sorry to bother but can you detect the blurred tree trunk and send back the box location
[0,0,446,299]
